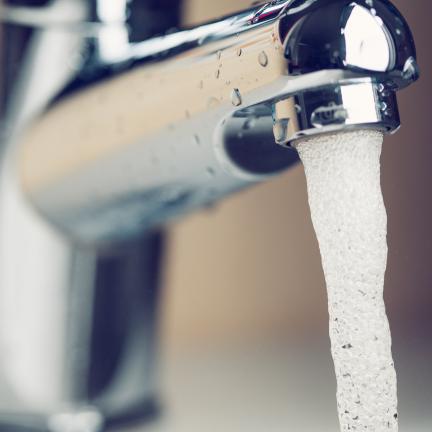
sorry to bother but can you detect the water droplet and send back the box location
[231,88,242,106]
[236,48,243,57]
[225,80,231,86]
[206,167,216,178]
[370,8,377,16]
[273,118,290,144]
[366,0,374,6]
[215,69,220,79]
[396,28,402,35]
[402,56,420,82]
[258,51,268,67]
[193,134,201,146]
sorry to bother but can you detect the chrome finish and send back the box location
[272,78,400,146]
[0,0,418,430]
[281,0,417,87]
[4,0,417,244]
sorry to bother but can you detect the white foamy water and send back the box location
[296,130,398,431]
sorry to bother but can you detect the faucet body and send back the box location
[0,0,418,430]
[2,0,417,243]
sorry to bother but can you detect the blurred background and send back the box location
[134,1,432,431]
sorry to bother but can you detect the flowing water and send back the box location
[295,130,398,431]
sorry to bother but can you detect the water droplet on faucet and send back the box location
[402,56,420,82]
[206,167,216,178]
[193,134,201,146]
[258,51,268,67]
[231,88,242,106]
[273,118,290,144]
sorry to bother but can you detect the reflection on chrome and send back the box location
[343,4,395,71]
[341,81,380,125]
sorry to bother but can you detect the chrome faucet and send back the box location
[0,0,418,430]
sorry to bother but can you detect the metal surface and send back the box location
[1,0,416,243]
[272,79,401,145]
[0,0,418,430]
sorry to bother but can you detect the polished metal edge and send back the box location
[271,79,400,146]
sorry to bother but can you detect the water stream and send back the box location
[296,130,398,431]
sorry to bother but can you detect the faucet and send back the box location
[0,0,418,430]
